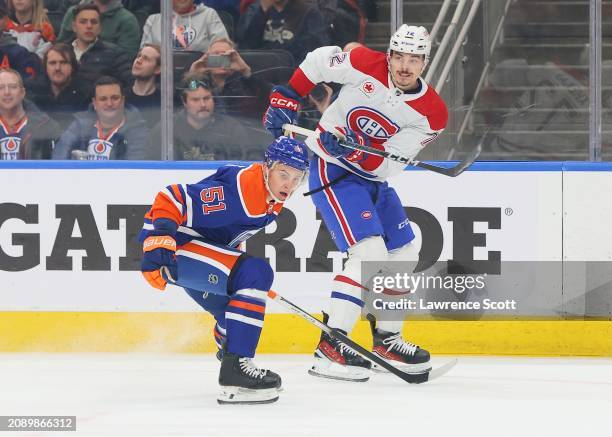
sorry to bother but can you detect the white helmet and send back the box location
[388,24,431,62]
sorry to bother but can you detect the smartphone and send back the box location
[207,54,231,68]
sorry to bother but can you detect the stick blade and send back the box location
[445,129,488,177]
[424,358,458,382]
[393,358,458,384]
[446,142,482,176]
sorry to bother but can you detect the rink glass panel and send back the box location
[9,1,609,163]
[603,0,612,160]
[117,1,609,163]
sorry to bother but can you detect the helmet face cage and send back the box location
[388,24,431,65]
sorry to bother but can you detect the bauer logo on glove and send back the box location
[143,236,177,252]
[141,234,178,291]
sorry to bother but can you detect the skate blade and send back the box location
[308,358,370,382]
[371,358,432,374]
[217,386,279,405]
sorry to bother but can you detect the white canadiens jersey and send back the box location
[289,45,448,181]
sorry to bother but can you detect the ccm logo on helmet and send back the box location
[270,97,299,111]
[346,106,400,141]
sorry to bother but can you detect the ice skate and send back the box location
[218,352,282,405]
[369,317,431,374]
[309,313,371,382]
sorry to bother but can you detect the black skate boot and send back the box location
[369,315,431,374]
[218,352,282,404]
[309,312,372,382]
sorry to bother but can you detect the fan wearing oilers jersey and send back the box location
[264,25,448,381]
[139,137,309,405]
[0,68,61,160]
[52,76,150,160]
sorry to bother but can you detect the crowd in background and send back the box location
[0,0,373,161]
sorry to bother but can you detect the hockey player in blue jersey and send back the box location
[139,136,309,404]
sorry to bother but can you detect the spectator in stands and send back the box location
[6,0,55,58]
[68,3,132,89]
[188,37,271,117]
[0,3,41,78]
[141,0,228,53]
[125,43,160,128]
[237,0,330,64]
[53,75,150,160]
[24,42,90,129]
[152,73,266,160]
[0,67,61,159]
[58,0,140,56]
[315,0,367,48]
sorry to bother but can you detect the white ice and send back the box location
[0,354,610,437]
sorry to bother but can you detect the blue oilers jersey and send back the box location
[140,163,283,247]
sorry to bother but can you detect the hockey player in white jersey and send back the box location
[264,25,448,381]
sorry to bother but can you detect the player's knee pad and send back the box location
[343,236,389,278]
[229,255,274,294]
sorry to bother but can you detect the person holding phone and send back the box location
[190,38,251,83]
[189,38,271,118]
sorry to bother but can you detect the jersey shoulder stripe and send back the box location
[236,163,283,218]
[404,85,448,131]
[349,46,389,87]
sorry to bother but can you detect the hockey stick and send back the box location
[267,290,457,384]
[282,123,483,177]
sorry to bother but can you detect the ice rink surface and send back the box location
[0,354,610,437]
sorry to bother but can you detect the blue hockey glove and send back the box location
[264,85,301,138]
[319,128,370,163]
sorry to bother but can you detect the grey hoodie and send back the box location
[140,4,228,52]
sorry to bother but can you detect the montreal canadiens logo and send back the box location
[0,136,20,152]
[361,211,373,219]
[346,107,400,141]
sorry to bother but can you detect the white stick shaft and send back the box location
[282,123,317,138]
